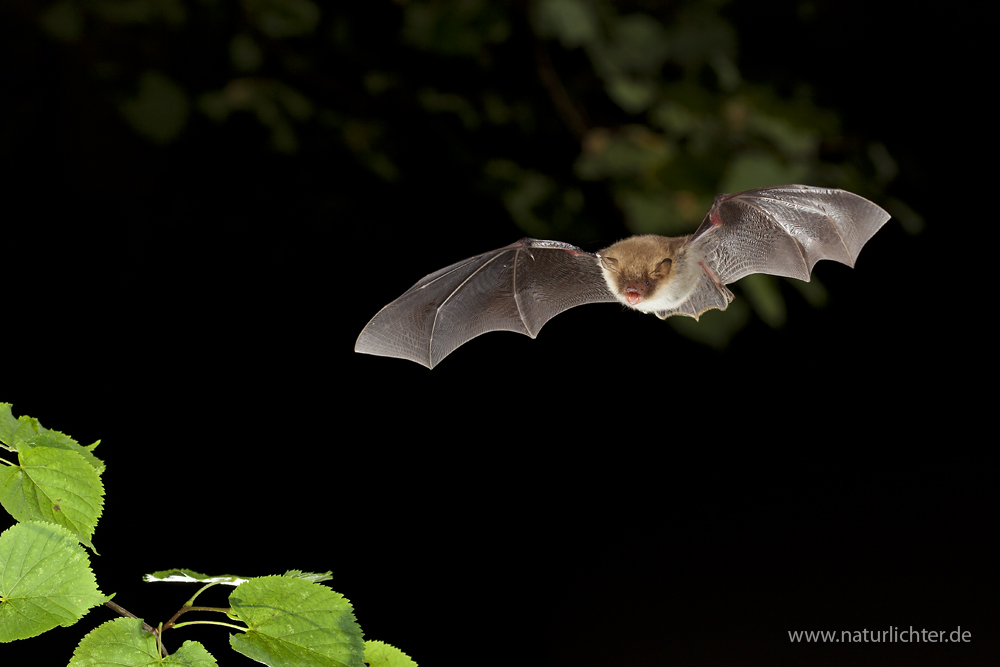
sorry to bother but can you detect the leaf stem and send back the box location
[104,599,157,635]
[162,603,235,631]
[170,620,248,632]
[104,600,168,656]
[186,580,220,606]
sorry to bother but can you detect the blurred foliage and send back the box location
[26,0,896,345]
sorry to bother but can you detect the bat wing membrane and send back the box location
[355,238,616,368]
[653,273,734,321]
[689,185,890,285]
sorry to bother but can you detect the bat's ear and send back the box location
[653,257,672,277]
[599,255,619,273]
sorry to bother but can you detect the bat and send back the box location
[355,185,890,368]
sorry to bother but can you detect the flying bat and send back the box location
[355,185,890,368]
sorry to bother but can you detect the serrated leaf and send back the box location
[0,410,41,452]
[0,521,109,641]
[27,428,105,472]
[143,569,332,586]
[282,570,332,583]
[69,617,218,666]
[0,403,20,445]
[144,569,249,585]
[167,640,218,666]
[0,403,104,472]
[0,445,104,548]
[365,640,418,667]
[228,576,365,667]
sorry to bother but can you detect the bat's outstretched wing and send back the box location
[692,185,890,284]
[654,185,891,320]
[355,238,616,368]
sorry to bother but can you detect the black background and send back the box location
[3,1,995,665]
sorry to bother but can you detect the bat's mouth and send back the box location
[625,289,643,306]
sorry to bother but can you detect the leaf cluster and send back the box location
[1,403,414,666]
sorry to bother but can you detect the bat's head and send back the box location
[598,234,686,311]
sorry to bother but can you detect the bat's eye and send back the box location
[644,280,650,286]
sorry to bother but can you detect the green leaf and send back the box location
[26,428,104,472]
[143,569,331,585]
[69,617,218,666]
[0,445,105,548]
[0,403,21,446]
[365,640,418,667]
[0,521,109,641]
[281,570,332,583]
[0,403,104,472]
[228,576,365,667]
[144,569,250,586]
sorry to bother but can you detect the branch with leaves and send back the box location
[0,403,413,666]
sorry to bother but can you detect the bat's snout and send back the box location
[624,280,652,306]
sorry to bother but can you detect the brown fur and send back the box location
[599,234,690,300]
